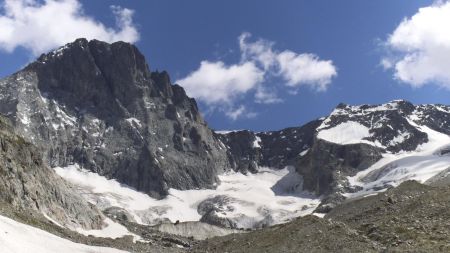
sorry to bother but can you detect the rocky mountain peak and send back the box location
[0,38,230,199]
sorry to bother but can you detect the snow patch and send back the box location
[317,121,371,145]
[299,149,309,157]
[0,215,127,253]
[125,118,141,128]
[253,136,262,148]
[75,218,139,241]
[215,130,244,135]
[389,132,410,146]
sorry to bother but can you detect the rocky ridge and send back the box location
[0,114,103,229]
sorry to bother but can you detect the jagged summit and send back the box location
[332,99,413,111]
[36,38,145,66]
[0,38,231,199]
[318,100,450,152]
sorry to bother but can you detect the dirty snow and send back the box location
[75,218,139,241]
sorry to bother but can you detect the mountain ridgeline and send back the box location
[1,38,450,206]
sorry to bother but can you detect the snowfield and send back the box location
[0,215,128,253]
[54,165,320,229]
[51,101,450,232]
[317,121,371,145]
[346,117,450,197]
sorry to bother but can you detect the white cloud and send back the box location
[0,0,139,56]
[177,33,337,120]
[254,86,283,104]
[225,105,257,121]
[239,32,277,70]
[239,32,337,90]
[277,51,337,91]
[176,60,264,104]
[383,1,450,87]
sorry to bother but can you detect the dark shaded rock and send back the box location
[103,207,136,223]
[257,120,321,169]
[217,119,321,175]
[198,195,237,228]
[295,139,382,195]
[200,211,237,229]
[217,130,262,174]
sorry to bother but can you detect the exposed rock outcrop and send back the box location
[0,39,231,198]
[0,115,103,229]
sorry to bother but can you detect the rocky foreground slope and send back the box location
[193,181,450,252]
[0,115,103,229]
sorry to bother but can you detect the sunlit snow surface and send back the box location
[54,166,320,228]
[75,218,139,241]
[0,215,127,253]
[317,121,371,145]
[346,118,450,198]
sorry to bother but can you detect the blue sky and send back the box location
[1,0,449,131]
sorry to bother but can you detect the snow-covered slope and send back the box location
[54,165,320,229]
[317,121,373,146]
[313,101,450,198]
[0,215,127,253]
[346,120,450,197]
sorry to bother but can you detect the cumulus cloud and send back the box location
[225,105,257,121]
[254,86,283,104]
[276,52,337,91]
[0,0,139,56]
[177,33,337,120]
[175,60,264,104]
[239,33,337,90]
[239,32,277,71]
[382,1,450,87]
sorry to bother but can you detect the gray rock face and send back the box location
[0,116,103,229]
[0,39,231,198]
[217,119,321,173]
[296,139,383,195]
[217,131,262,174]
[258,120,321,168]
